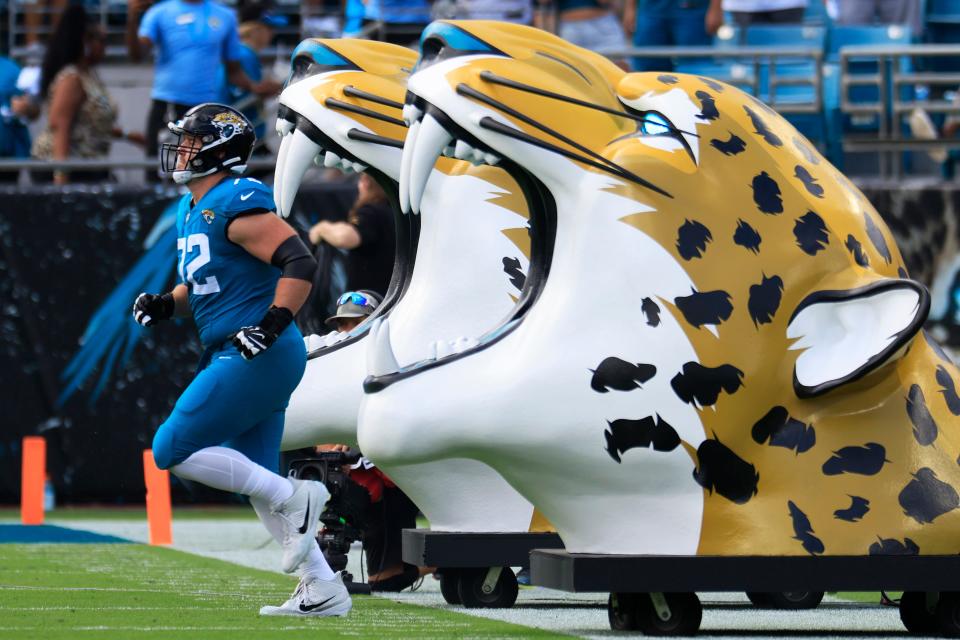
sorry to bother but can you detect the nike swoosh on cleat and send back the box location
[240,191,254,201]
[298,501,311,535]
[299,595,336,612]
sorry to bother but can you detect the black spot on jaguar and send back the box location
[936,365,960,415]
[743,105,782,147]
[863,211,892,264]
[751,406,815,454]
[834,495,870,522]
[752,171,783,214]
[906,384,938,446]
[641,297,661,327]
[794,211,829,255]
[693,436,759,504]
[822,443,889,476]
[674,289,734,328]
[502,256,525,291]
[793,165,824,198]
[869,536,919,555]
[677,219,712,260]
[845,234,870,267]
[788,500,825,555]
[747,274,783,327]
[589,357,657,393]
[671,362,744,407]
[604,415,681,463]
[696,90,719,120]
[898,467,960,524]
[734,219,761,254]
[710,132,746,156]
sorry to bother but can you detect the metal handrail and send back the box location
[838,44,960,177]
[594,45,823,114]
[0,158,280,171]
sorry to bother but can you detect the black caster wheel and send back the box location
[634,592,702,636]
[439,570,462,605]
[457,567,519,608]
[936,591,960,636]
[746,591,824,609]
[900,591,938,634]
[608,593,640,631]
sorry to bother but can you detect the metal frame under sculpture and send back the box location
[275,38,542,533]
[359,21,960,558]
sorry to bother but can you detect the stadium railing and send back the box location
[838,44,960,177]
[594,45,824,115]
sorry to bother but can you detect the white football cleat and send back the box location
[259,573,352,617]
[273,478,329,573]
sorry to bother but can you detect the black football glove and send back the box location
[133,292,174,327]
[232,306,294,360]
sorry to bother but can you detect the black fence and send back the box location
[1,180,958,504]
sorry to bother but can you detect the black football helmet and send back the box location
[161,103,256,184]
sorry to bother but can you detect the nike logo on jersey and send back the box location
[240,191,254,201]
[299,595,336,612]
[298,502,311,535]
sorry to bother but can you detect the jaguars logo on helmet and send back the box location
[161,103,256,184]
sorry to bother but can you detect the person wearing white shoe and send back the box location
[132,104,350,615]
[260,571,353,617]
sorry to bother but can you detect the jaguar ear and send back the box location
[787,279,930,398]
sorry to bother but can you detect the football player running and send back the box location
[133,103,351,617]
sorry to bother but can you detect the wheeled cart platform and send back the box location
[530,549,960,635]
[401,528,564,608]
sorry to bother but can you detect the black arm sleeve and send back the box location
[270,235,318,282]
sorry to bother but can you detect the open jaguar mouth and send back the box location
[273,102,418,360]
[398,95,504,214]
[364,95,557,392]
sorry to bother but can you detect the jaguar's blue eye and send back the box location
[640,113,672,136]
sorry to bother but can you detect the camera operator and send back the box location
[315,290,427,592]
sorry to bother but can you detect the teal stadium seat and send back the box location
[926,0,960,72]
[824,25,914,170]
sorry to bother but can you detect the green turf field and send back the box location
[0,543,566,640]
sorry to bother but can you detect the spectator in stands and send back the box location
[0,55,39,181]
[361,0,432,45]
[126,0,281,179]
[23,0,68,53]
[623,0,722,72]
[722,0,808,26]
[303,0,352,37]
[324,289,381,332]
[32,7,145,185]
[224,2,286,142]
[308,173,396,295]
[834,0,922,37]
[535,0,624,53]
[433,0,533,24]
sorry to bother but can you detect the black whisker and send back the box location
[323,98,407,127]
[343,86,404,110]
[479,70,700,139]
[347,129,404,148]
[457,84,671,197]
[478,116,672,198]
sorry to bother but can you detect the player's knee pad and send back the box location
[151,425,179,470]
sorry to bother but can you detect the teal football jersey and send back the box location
[175,177,279,347]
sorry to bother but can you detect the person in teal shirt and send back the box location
[223,2,286,141]
[0,55,35,175]
[126,0,281,179]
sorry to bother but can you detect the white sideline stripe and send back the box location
[0,627,321,632]
[0,584,277,597]
[0,606,221,611]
